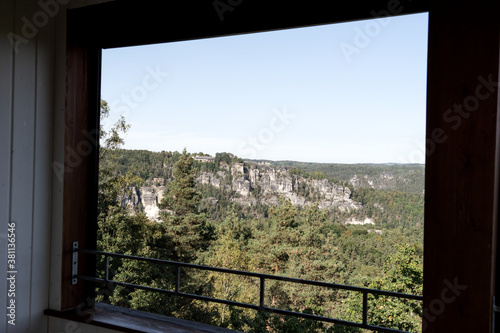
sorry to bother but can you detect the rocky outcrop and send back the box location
[231,163,245,176]
[122,162,363,221]
[200,164,361,211]
[120,185,165,221]
[141,186,165,221]
[198,171,225,188]
[346,217,375,225]
[232,177,251,197]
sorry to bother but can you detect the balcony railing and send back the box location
[72,242,423,333]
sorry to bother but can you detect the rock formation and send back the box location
[120,185,165,221]
[122,162,362,221]
[197,163,361,211]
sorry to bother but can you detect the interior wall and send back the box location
[0,0,55,331]
[0,0,15,331]
[0,1,114,332]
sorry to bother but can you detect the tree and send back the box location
[99,99,130,157]
[97,98,147,305]
[160,148,201,216]
[203,213,256,329]
[367,244,423,332]
[158,149,213,262]
[97,99,136,215]
[342,243,423,332]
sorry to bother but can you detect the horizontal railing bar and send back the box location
[77,275,261,310]
[77,274,410,332]
[266,308,414,333]
[77,248,422,301]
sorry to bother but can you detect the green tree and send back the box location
[343,244,423,332]
[158,149,213,262]
[97,99,136,215]
[204,215,256,329]
[367,244,423,332]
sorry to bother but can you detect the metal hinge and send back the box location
[72,241,78,285]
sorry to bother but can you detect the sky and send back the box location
[101,13,428,164]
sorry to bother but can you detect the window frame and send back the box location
[63,0,428,308]
[62,1,500,332]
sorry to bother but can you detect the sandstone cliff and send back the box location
[120,178,165,221]
[122,164,361,221]
[198,162,361,211]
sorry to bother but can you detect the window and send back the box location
[88,12,428,332]
[60,1,500,332]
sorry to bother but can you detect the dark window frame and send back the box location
[62,0,429,314]
[61,1,500,332]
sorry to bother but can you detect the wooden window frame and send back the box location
[62,1,500,332]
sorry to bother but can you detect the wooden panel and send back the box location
[62,42,90,309]
[0,0,14,331]
[29,9,57,331]
[62,31,101,309]
[423,0,500,332]
[8,0,38,331]
[1,1,58,331]
[49,11,67,311]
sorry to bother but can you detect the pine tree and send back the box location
[158,149,212,262]
[196,210,256,329]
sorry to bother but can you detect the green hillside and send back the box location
[97,147,424,332]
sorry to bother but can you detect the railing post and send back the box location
[176,265,181,295]
[260,277,265,309]
[105,255,110,282]
[362,291,368,326]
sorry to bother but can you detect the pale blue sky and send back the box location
[101,13,428,164]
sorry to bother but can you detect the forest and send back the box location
[96,102,424,332]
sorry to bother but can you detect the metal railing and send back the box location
[72,242,423,333]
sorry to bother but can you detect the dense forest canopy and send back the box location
[98,150,424,332]
[266,160,425,194]
[101,149,425,194]
[97,104,424,333]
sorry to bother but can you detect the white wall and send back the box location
[0,1,119,332]
[1,0,54,331]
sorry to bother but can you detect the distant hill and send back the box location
[263,160,425,194]
[105,149,424,229]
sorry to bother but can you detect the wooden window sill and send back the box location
[45,303,240,333]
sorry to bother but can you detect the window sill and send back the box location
[45,303,240,333]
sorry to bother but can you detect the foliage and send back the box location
[367,244,423,332]
[342,244,423,333]
[158,149,213,262]
[277,161,424,194]
[351,187,424,228]
[96,105,424,332]
[202,212,256,329]
[97,99,140,215]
